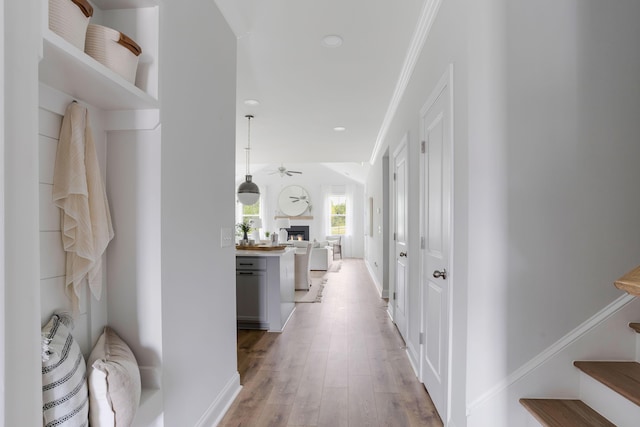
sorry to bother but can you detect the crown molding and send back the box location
[369,0,443,165]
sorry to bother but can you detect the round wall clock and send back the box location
[278,185,311,216]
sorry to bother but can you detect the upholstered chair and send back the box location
[294,241,314,290]
[326,235,342,260]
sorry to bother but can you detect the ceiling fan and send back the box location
[269,164,303,177]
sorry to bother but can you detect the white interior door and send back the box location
[393,139,409,340]
[420,68,452,421]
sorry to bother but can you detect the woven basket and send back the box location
[85,24,142,84]
[49,0,93,50]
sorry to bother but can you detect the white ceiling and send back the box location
[215,0,427,171]
[247,161,370,185]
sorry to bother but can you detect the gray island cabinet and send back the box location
[235,248,295,332]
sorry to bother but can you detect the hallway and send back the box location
[220,259,443,426]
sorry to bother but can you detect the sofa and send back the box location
[309,241,333,271]
[292,240,334,271]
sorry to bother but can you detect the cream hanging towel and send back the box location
[53,102,114,311]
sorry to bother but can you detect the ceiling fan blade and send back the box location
[289,170,302,174]
[286,172,293,176]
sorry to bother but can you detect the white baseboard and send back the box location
[277,306,296,333]
[387,308,394,322]
[194,371,242,427]
[364,259,386,297]
[406,343,420,378]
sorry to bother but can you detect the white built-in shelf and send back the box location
[39,29,159,111]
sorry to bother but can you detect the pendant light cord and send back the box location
[245,114,253,176]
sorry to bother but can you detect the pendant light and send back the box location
[237,114,260,205]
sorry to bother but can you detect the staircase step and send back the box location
[614,265,640,296]
[519,399,614,426]
[574,361,640,406]
[629,323,640,334]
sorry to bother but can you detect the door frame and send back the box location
[419,64,455,423]
[389,134,409,338]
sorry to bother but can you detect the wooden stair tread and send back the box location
[574,361,640,406]
[629,323,640,334]
[520,399,614,427]
[614,265,640,296]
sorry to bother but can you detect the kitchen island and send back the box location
[235,247,295,332]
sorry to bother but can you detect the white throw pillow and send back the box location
[87,326,141,427]
[41,313,89,427]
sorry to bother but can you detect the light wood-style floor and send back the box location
[220,258,443,427]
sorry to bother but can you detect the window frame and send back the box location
[328,194,347,236]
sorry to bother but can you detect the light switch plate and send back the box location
[220,227,233,247]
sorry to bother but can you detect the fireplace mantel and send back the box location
[274,215,314,220]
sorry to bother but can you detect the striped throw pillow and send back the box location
[41,313,89,427]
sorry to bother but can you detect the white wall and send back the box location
[367,1,640,424]
[364,152,388,296]
[160,1,240,425]
[466,2,640,425]
[366,0,469,424]
[106,126,163,392]
[3,0,43,424]
[243,163,366,258]
[0,0,5,420]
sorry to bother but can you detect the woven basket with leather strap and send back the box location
[85,24,142,84]
[49,0,93,50]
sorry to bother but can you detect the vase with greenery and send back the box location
[236,220,252,243]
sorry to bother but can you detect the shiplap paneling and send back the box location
[39,108,62,139]
[39,102,109,356]
[39,231,66,279]
[40,277,69,317]
[39,184,60,231]
[39,135,57,185]
[39,108,65,294]
[39,107,69,325]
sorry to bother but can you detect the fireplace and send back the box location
[285,225,309,241]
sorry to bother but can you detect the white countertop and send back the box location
[235,246,294,257]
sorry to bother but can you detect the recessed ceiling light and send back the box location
[244,99,260,106]
[321,35,343,48]
[333,126,346,132]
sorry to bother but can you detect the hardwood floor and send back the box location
[220,259,443,427]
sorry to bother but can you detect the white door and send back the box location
[420,68,453,420]
[393,139,409,340]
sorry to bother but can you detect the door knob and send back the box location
[433,269,447,279]
[399,252,407,258]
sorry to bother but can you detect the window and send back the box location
[241,200,260,226]
[329,195,346,235]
